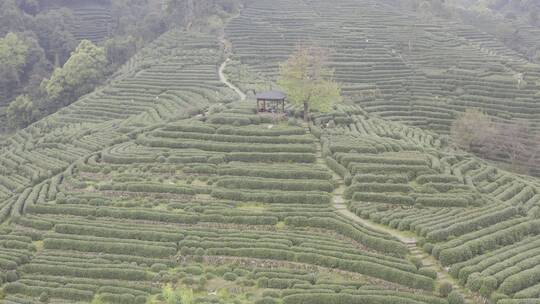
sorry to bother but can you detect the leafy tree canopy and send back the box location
[0,32,29,73]
[278,45,342,121]
[0,32,30,100]
[6,94,39,129]
[42,40,107,107]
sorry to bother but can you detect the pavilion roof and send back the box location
[256,90,287,101]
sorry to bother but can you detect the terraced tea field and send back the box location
[1,0,540,303]
[311,105,540,303]
[225,0,540,175]
[39,1,113,43]
[0,99,455,303]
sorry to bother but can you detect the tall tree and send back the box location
[278,45,342,121]
[0,0,28,35]
[450,108,496,155]
[6,95,39,129]
[0,33,30,101]
[41,40,107,110]
[495,120,530,170]
[33,8,77,66]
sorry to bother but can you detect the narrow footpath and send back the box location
[312,135,478,303]
[219,58,246,101]
[218,34,246,101]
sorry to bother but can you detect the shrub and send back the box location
[419,268,437,280]
[423,243,434,254]
[151,263,168,272]
[439,282,453,297]
[6,271,18,282]
[438,220,540,266]
[409,257,423,270]
[352,193,415,205]
[479,276,497,298]
[325,157,351,185]
[255,297,277,304]
[179,266,201,276]
[447,291,465,304]
[21,264,150,281]
[489,292,509,303]
[217,165,332,180]
[100,293,136,304]
[223,272,237,281]
[226,152,316,163]
[498,264,540,295]
[43,238,176,258]
[262,290,280,298]
[466,272,482,292]
[39,291,50,303]
[216,177,334,192]
[211,189,331,204]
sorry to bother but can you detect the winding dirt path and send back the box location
[219,59,246,101]
[312,135,478,303]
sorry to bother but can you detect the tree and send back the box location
[528,133,540,172]
[104,35,137,69]
[33,8,77,66]
[450,108,496,156]
[6,95,39,129]
[278,45,342,121]
[451,108,539,174]
[0,32,29,100]
[0,0,28,36]
[495,120,530,170]
[41,40,107,110]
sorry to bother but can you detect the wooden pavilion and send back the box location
[256,90,287,113]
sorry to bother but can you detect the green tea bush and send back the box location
[352,193,415,205]
[218,166,332,180]
[223,272,238,281]
[43,238,176,258]
[498,264,540,295]
[447,291,465,304]
[439,282,453,297]
[438,220,540,266]
[226,152,316,163]
[255,297,278,304]
[211,189,331,204]
[21,264,150,280]
[216,177,334,192]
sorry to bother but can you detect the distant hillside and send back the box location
[0,0,235,134]
[38,0,113,43]
[225,0,540,176]
[444,0,540,62]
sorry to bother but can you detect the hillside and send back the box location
[446,0,540,62]
[226,0,540,176]
[39,0,113,43]
[0,0,540,304]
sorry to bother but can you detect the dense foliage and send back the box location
[0,0,242,132]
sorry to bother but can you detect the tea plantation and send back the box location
[39,0,113,43]
[0,0,539,304]
[225,0,540,175]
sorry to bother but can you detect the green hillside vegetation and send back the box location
[0,0,242,132]
[0,0,539,304]
[225,0,540,176]
[444,0,540,61]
